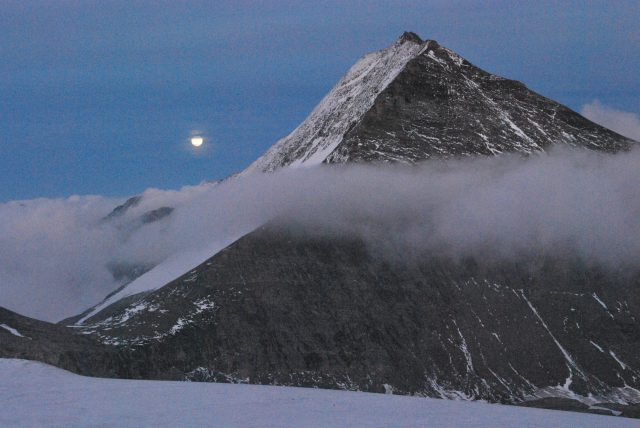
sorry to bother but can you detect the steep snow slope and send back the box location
[242,32,424,174]
[2,359,637,428]
[74,237,241,325]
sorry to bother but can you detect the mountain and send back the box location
[54,224,640,415]
[3,32,639,418]
[69,31,636,327]
[0,307,124,377]
[3,223,640,417]
[243,32,634,174]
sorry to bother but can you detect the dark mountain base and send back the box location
[19,224,632,418]
[0,307,126,378]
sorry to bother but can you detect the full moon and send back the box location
[191,136,204,147]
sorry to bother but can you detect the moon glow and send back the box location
[191,136,204,147]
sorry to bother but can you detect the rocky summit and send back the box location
[1,32,638,419]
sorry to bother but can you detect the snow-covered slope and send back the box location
[2,359,636,428]
[74,236,241,325]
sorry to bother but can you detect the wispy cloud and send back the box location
[581,100,640,141]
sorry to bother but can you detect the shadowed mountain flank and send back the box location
[71,225,640,413]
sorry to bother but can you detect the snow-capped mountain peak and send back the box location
[243,32,634,174]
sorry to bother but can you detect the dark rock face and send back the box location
[0,307,125,378]
[72,226,640,413]
[327,40,632,163]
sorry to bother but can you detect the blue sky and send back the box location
[1,1,638,201]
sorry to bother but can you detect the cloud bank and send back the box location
[1,146,640,322]
[581,100,640,141]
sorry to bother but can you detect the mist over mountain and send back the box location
[2,32,636,322]
[1,146,639,322]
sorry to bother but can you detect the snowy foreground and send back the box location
[1,359,635,428]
